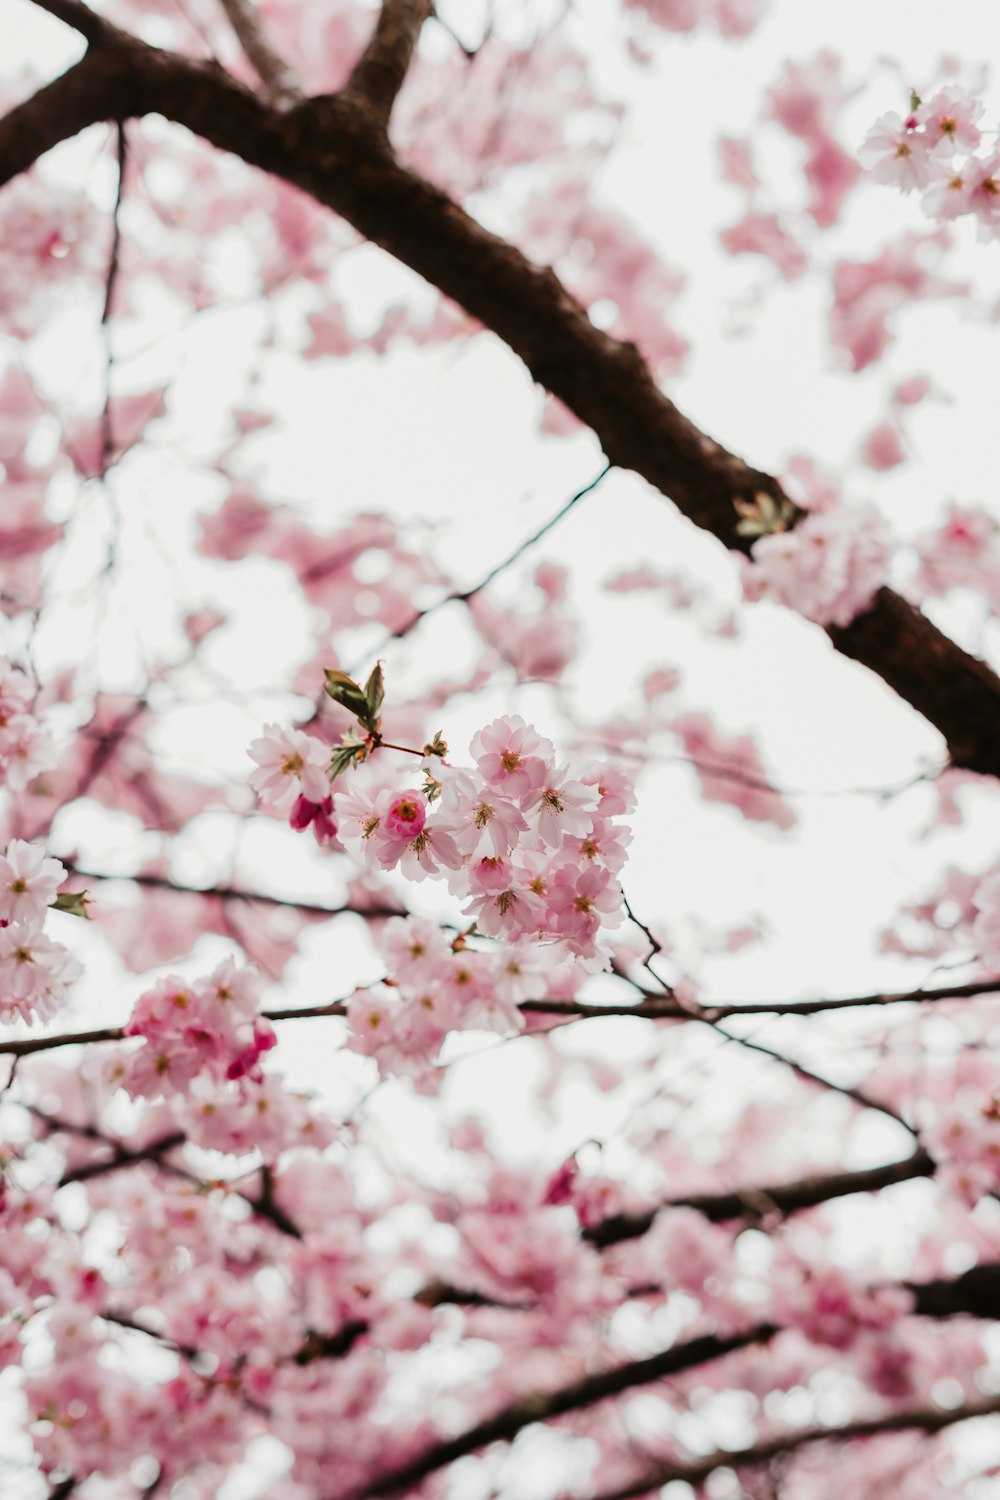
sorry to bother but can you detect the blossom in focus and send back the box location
[383,791,427,841]
[0,925,81,1027]
[916,89,983,152]
[248,723,329,812]
[859,111,949,193]
[0,840,65,928]
[470,715,555,802]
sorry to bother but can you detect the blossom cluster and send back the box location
[773,1259,913,1352]
[117,958,277,1097]
[0,839,79,1026]
[0,659,53,793]
[926,1097,1000,1206]
[250,714,633,964]
[740,504,890,628]
[860,89,1000,238]
[911,504,1000,611]
[334,717,633,960]
[104,957,333,1158]
[346,916,575,1076]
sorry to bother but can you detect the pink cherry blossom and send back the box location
[966,153,1000,234]
[248,723,329,812]
[741,504,890,628]
[383,790,427,840]
[547,863,623,954]
[0,924,80,1025]
[290,792,338,845]
[437,770,528,858]
[524,767,600,847]
[470,715,555,803]
[859,421,905,471]
[860,112,950,193]
[916,88,984,152]
[0,839,65,927]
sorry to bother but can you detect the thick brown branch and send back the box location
[0,54,125,182]
[9,975,988,1062]
[702,977,1000,1018]
[30,0,117,45]
[342,0,433,128]
[593,1393,1000,1500]
[584,1147,937,1246]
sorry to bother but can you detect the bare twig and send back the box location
[590,1393,1000,1500]
[60,861,405,921]
[0,1025,126,1058]
[350,462,612,672]
[100,120,126,482]
[703,1020,916,1133]
[215,0,301,106]
[584,1147,936,1246]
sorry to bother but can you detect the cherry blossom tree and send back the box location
[3,1,1000,1496]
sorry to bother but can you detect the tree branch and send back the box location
[29,0,118,45]
[7,10,1000,773]
[353,1323,779,1499]
[702,1021,914,1131]
[342,0,434,129]
[910,1260,1000,1320]
[0,53,127,183]
[59,1129,186,1184]
[592,1393,1000,1500]
[215,0,302,107]
[521,976,1000,1022]
[61,861,405,920]
[584,1147,937,1246]
[355,1253,1000,1500]
[0,1024,125,1058]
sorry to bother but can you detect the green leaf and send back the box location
[363,662,385,728]
[323,669,371,722]
[50,890,92,920]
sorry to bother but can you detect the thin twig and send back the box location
[350,462,611,674]
[215,0,301,106]
[99,120,126,501]
[591,1393,1000,1500]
